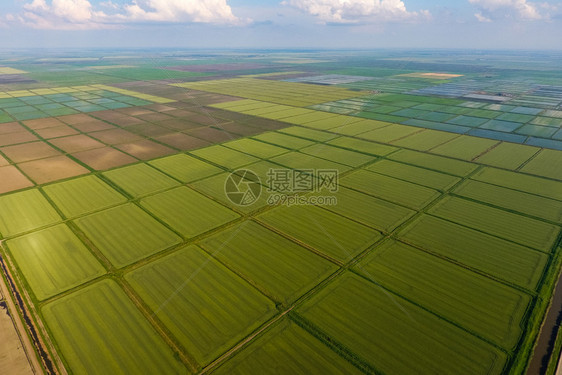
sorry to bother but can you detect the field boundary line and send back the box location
[0,252,43,375]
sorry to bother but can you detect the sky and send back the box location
[0,0,560,49]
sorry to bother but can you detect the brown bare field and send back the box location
[186,127,238,142]
[0,122,27,135]
[35,125,79,139]
[71,120,115,133]
[157,118,204,131]
[0,131,38,147]
[49,134,105,153]
[115,139,176,160]
[242,117,289,130]
[89,128,143,145]
[163,109,196,118]
[18,155,89,183]
[1,141,61,163]
[219,123,263,136]
[135,112,174,123]
[185,113,227,126]
[115,107,155,116]
[89,110,128,122]
[23,117,66,130]
[127,123,174,137]
[106,116,147,127]
[0,165,33,194]
[0,154,8,167]
[57,113,95,125]
[154,133,211,150]
[142,104,176,112]
[72,147,137,170]
[201,108,253,122]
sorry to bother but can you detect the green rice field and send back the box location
[0,50,562,375]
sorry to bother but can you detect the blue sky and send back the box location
[0,0,560,49]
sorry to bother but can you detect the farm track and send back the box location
[527,254,562,374]
[0,253,44,375]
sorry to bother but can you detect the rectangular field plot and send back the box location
[316,187,415,232]
[174,78,362,107]
[214,318,361,375]
[525,137,562,151]
[278,126,338,142]
[75,203,182,268]
[430,136,499,160]
[261,108,317,121]
[222,138,289,159]
[520,149,562,181]
[125,245,276,367]
[329,119,390,136]
[531,116,562,127]
[200,221,338,303]
[6,224,105,301]
[299,144,375,167]
[387,149,477,176]
[366,159,460,190]
[428,196,560,251]
[140,186,239,238]
[326,136,397,156]
[390,129,460,151]
[402,119,470,134]
[190,172,270,214]
[42,279,186,374]
[281,111,341,126]
[479,119,522,132]
[398,215,548,290]
[340,170,441,210]
[270,152,352,173]
[253,132,316,150]
[356,239,531,349]
[516,124,557,138]
[149,154,223,183]
[297,272,507,375]
[496,112,534,123]
[358,124,421,143]
[258,205,381,263]
[43,175,127,218]
[0,86,168,123]
[453,180,562,223]
[102,163,180,198]
[0,189,61,238]
[300,115,363,131]
[191,145,260,169]
[474,142,539,170]
[472,167,562,201]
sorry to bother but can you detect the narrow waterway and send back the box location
[527,274,562,374]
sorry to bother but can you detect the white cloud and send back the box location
[282,0,429,23]
[19,0,245,29]
[52,0,93,22]
[22,0,107,29]
[474,12,492,21]
[469,0,547,21]
[123,0,243,24]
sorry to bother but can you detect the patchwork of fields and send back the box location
[0,51,561,375]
